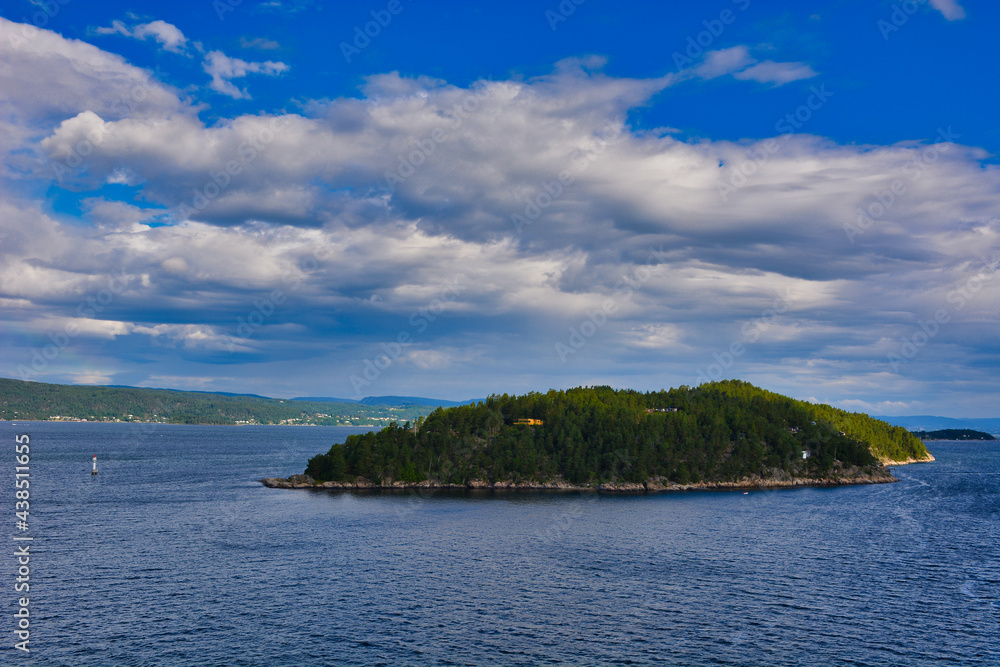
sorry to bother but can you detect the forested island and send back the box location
[912,429,996,441]
[264,381,934,492]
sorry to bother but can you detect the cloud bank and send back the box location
[0,17,997,415]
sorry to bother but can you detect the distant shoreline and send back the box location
[0,419,383,427]
[912,428,996,442]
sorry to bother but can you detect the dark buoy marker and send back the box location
[92,454,98,475]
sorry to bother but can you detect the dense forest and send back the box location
[913,429,996,441]
[0,378,433,425]
[304,381,931,485]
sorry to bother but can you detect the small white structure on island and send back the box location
[801,450,810,460]
[92,454,98,475]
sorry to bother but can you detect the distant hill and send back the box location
[877,415,1000,436]
[291,396,359,403]
[0,377,438,426]
[359,395,482,407]
[912,429,996,441]
[107,385,274,400]
[291,395,481,407]
[295,381,932,490]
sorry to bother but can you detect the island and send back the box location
[262,381,934,492]
[912,429,996,441]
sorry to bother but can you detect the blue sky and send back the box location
[1,0,997,416]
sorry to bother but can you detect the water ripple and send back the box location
[1,424,997,666]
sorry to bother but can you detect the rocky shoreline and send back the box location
[260,463,897,493]
[883,454,936,465]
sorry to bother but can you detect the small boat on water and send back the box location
[91,455,98,475]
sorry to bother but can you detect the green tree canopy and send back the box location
[305,381,930,485]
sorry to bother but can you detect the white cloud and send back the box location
[694,46,754,79]
[693,46,817,86]
[622,324,685,350]
[254,1,314,15]
[0,16,184,127]
[240,36,280,50]
[732,60,818,86]
[404,348,461,370]
[66,371,114,385]
[131,323,237,349]
[134,20,188,53]
[160,257,190,275]
[93,19,130,38]
[929,0,966,20]
[203,50,289,99]
[29,317,133,339]
[94,19,188,53]
[82,198,159,231]
[23,313,235,350]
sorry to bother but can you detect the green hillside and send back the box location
[304,381,931,485]
[0,377,433,426]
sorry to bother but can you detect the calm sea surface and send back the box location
[1,422,997,666]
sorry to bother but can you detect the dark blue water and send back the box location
[1,422,997,666]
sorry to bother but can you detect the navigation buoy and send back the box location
[92,454,98,475]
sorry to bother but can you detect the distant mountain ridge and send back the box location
[877,415,1000,435]
[291,395,482,407]
[107,385,275,400]
[360,395,482,407]
[912,429,995,441]
[0,377,441,425]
